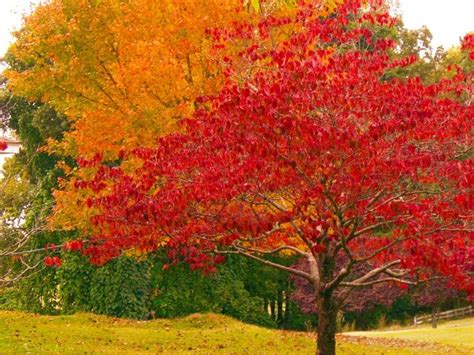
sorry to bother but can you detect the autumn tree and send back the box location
[64,1,474,353]
[290,25,474,332]
[63,0,474,352]
[4,0,255,231]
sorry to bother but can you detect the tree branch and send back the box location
[340,276,417,287]
[217,248,314,282]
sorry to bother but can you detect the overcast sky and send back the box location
[0,0,39,58]
[398,0,473,48]
[0,0,473,57]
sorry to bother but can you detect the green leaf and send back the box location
[251,0,260,12]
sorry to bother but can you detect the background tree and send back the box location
[291,257,465,329]
[290,256,404,314]
[0,78,65,287]
[0,76,71,309]
[411,279,463,329]
[4,0,260,233]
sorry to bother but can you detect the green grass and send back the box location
[0,311,470,354]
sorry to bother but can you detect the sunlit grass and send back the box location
[0,311,471,354]
[348,317,474,349]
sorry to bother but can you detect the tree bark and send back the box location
[270,299,276,321]
[277,289,283,325]
[316,293,337,355]
[284,289,290,322]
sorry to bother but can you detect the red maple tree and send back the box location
[70,1,473,353]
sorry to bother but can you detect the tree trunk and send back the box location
[277,289,283,325]
[270,299,276,321]
[284,289,290,322]
[316,293,337,355]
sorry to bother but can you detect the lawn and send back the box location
[345,317,474,350]
[0,311,471,354]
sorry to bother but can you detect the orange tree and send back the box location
[68,1,473,353]
[5,0,262,231]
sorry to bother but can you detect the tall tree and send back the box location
[4,0,265,232]
[68,1,473,353]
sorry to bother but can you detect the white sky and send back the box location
[0,0,473,58]
[0,0,41,58]
[398,0,473,48]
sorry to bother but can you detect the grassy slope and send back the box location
[0,311,471,354]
